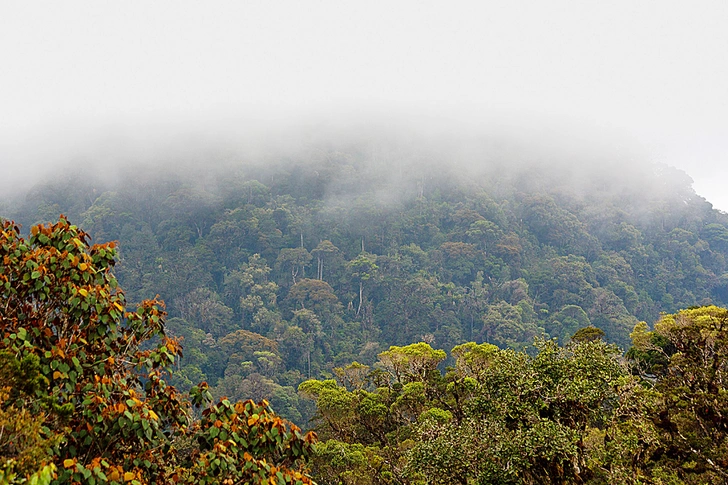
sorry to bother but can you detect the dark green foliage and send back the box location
[570,325,605,343]
[3,144,728,430]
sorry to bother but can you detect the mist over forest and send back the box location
[4,123,727,349]
[3,2,728,482]
[5,123,728,483]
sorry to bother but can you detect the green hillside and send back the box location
[3,140,728,425]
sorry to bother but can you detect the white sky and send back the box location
[1,1,727,210]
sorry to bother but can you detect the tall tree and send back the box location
[347,252,378,317]
[311,240,339,281]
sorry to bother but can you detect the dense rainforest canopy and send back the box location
[3,139,728,483]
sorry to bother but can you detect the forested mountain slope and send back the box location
[3,138,728,423]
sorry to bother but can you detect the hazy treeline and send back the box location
[3,138,728,425]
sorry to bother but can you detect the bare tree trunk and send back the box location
[357,281,363,316]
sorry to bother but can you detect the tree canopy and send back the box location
[300,308,728,484]
[4,142,728,482]
[0,217,316,484]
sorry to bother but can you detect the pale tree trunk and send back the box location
[356,281,363,316]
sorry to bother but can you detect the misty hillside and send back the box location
[3,138,728,422]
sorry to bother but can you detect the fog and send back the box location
[1,2,727,209]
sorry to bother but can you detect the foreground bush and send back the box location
[0,217,316,484]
